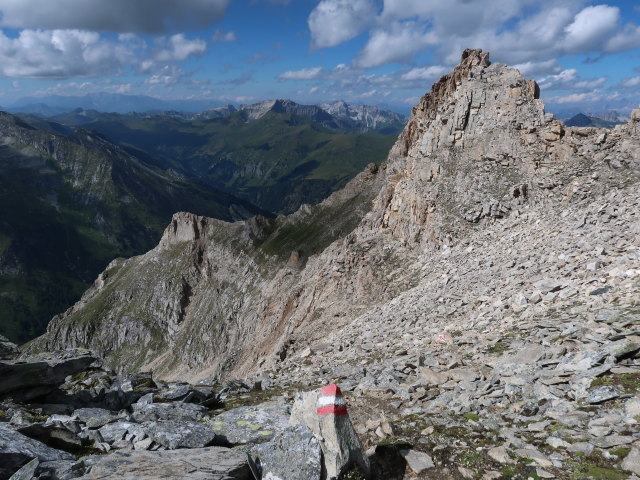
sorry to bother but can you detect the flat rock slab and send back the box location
[73,408,123,428]
[131,402,208,422]
[145,420,219,449]
[0,424,73,479]
[399,449,435,474]
[77,447,252,480]
[252,424,322,480]
[207,399,290,446]
[0,352,97,400]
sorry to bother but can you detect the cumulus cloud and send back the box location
[563,5,619,52]
[0,29,136,77]
[278,66,323,80]
[400,65,448,82]
[144,65,188,86]
[154,34,207,62]
[621,76,640,88]
[309,1,640,77]
[538,69,607,92]
[547,90,621,105]
[0,0,230,34]
[212,29,237,42]
[138,34,206,73]
[512,60,562,77]
[0,27,207,80]
[355,22,437,68]
[308,0,376,49]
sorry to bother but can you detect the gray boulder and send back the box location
[0,335,20,360]
[0,423,73,478]
[206,398,290,446]
[252,424,322,480]
[0,350,98,401]
[8,458,38,480]
[76,447,252,479]
[131,401,208,422]
[145,421,219,449]
[73,407,123,428]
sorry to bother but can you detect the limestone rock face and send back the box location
[29,49,640,389]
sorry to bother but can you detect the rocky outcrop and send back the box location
[0,335,20,360]
[0,350,98,401]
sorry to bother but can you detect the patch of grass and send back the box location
[463,413,480,422]
[459,450,484,468]
[488,341,509,355]
[591,373,640,394]
[376,437,412,448]
[567,450,629,480]
[609,447,630,459]
[341,466,366,480]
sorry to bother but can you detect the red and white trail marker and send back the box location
[316,384,348,416]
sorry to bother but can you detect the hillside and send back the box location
[27,50,640,479]
[564,113,624,128]
[0,113,265,342]
[45,104,401,214]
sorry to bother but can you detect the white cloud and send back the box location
[308,0,376,49]
[538,69,606,92]
[621,76,640,88]
[212,29,237,43]
[144,65,187,86]
[563,5,619,52]
[114,83,132,94]
[400,65,448,81]
[547,90,621,105]
[154,34,206,62]
[355,22,437,68]
[604,23,640,53]
[512,59,561,77]
[0,28,206,80]
[0,29,136,77]
[0,0,230,34]
[278,66,323,80]
[312,1,640,75]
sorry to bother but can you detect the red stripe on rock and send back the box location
[321,384,342,396]
[317,405,348,416]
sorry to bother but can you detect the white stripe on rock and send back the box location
[317,395,346,407]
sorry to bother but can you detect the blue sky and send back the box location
[0,0,639,114]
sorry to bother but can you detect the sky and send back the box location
[0,0,639,115]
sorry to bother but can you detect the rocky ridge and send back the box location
[24,49,640,478]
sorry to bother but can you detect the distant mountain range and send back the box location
[562,111,629,128]
[3,93,220,115]
[1,99,404,342]
[3,93,408,124]
[0,111,268,343]
[16,99,405,214]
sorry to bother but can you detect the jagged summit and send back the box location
[29,50,640,391]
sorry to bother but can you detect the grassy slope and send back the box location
[0,116,265,343]
[52,111,399,214]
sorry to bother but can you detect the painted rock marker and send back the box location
[290,383,370,479]
[316,384,348,416]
